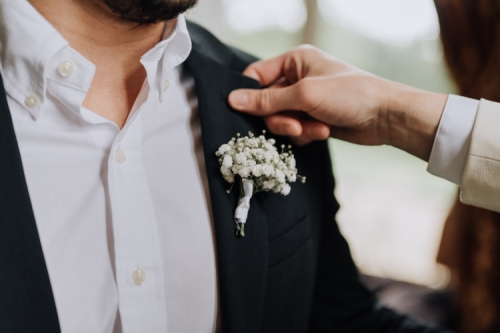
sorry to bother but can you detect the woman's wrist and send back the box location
[385,83,447,161]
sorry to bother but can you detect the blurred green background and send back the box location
[187,0,458,287]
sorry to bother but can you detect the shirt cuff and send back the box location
[427,95,479,185]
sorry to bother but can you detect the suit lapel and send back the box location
[0,77,60,332]
[186,46,269,332]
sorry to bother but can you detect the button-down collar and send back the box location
[142,16,192,96]
[0,0,192,120]
[0,0,70,119]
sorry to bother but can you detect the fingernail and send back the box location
[229,91,249,109]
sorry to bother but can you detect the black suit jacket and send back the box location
[0,21,452,333]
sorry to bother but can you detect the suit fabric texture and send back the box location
[462,99,500,213]
[0,21,451,333]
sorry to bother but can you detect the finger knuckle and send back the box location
[296,44,315,52]
[296,44,320,57]
[258,90,274,113]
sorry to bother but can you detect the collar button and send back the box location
[58,61,75,78]
[163,79,170,91]
[25,94,40,108]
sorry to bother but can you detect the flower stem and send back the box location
[236,223,246,237]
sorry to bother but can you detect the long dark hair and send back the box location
[435,1,500,332]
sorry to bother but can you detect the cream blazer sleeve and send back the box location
[461,99,500,212]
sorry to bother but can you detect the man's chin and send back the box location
[103,0,198,25]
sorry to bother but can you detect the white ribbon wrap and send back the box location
[234,180,254,224]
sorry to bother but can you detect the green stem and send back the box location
[236,223,246,237]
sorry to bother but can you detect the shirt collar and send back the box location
[0,0,70,118]
[0,0,192,119]
[141,15,192,99]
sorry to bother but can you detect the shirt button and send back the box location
[116,149,127,164]
[25,94,40,108]
[57,61,75,77]
[163,79,170,91]
[133,268,146,286]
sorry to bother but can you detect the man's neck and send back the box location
[28,0,178,128]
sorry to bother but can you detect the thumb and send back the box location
[229,85,301,116]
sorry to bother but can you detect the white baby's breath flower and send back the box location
[259,149,267,160]
[288,172,297,182]
[263,180,276,190]
[231,164,241,174]
[221,166,231,176]
[221,166,235,183]
[218,144,231,155]
[224,173,235,183]
[263,143,274,151]
[276,170,286,183]
[217,132,308,237]
[281,184,291,196]
[239,167,251,178]
[264,151,273,162]
[235,152,247,165]
[217,131,305,197]
[251,165,264,177]
[223,156,233,168]
[262,164,274,177]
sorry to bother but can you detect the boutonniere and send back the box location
[216,131,306,237]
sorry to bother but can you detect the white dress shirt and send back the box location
[0,1,219,332]
[428,95,480,185]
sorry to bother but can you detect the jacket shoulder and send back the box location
[186,20,259,72]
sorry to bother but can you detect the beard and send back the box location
[103,0,198,24]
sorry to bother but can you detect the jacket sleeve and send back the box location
[308,141,453,333]
[461,99,500,212]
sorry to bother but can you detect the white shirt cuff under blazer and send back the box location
[428,95,500,213]
[427,95,479,185]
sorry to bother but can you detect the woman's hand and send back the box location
[229,45,447,160]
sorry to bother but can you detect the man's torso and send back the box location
[0,1,219,331]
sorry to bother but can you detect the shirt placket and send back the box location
[107,112,167,333]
